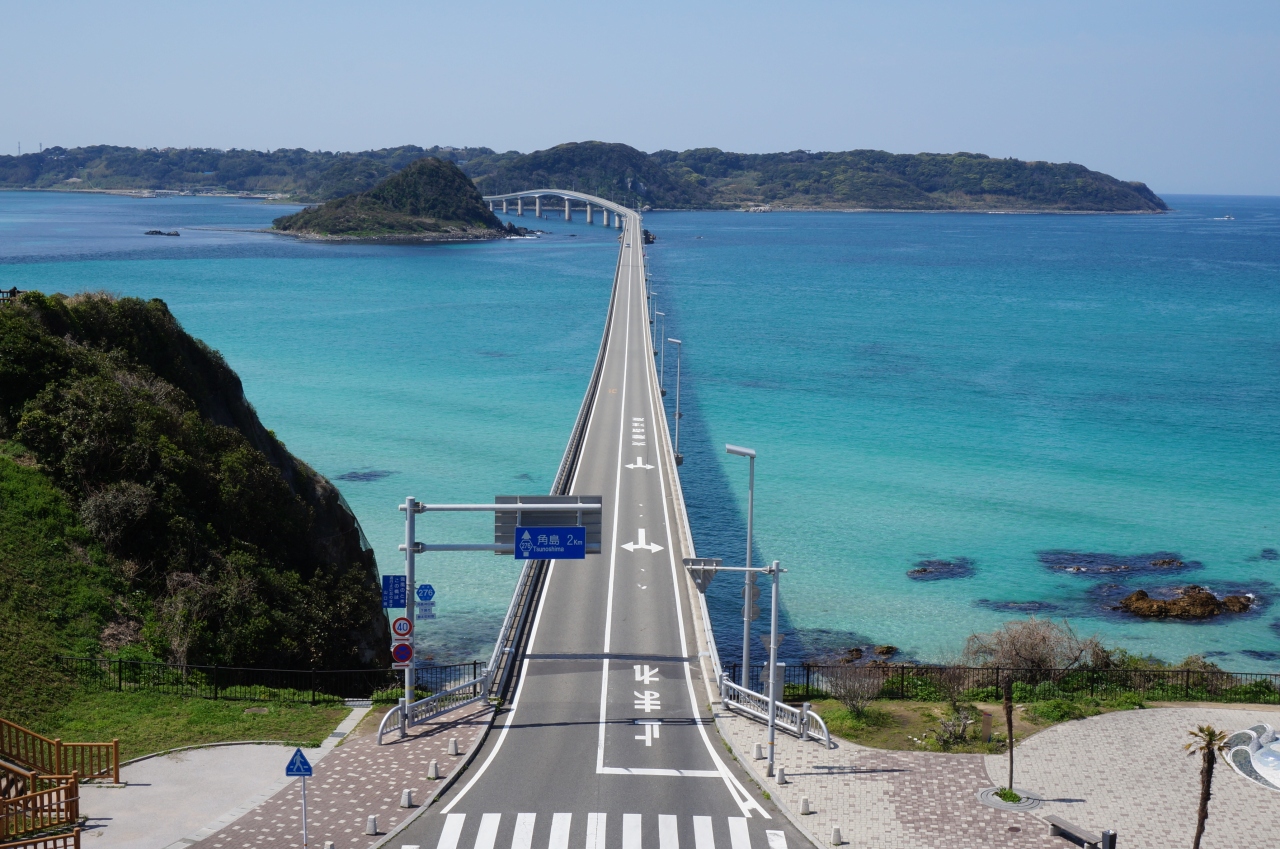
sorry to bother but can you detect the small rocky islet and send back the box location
[1117,585,1255,619]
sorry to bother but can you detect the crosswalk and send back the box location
[404,813,787,849]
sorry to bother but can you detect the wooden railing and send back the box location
[0,721,117,784]
[0,763,33,801]
[0,775,78,839]
[0,827,79,849]
[0,289,21,307]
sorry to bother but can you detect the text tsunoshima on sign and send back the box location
[514,526,586,560]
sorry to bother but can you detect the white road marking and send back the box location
[586,813,607,849]
[634,719,661,746]
[512,813,536,849]
[634,665,659,683]
[765,831,787,849]
[728,818,751,849]
[437,813,466,849]
[549,813,572,849]
[621,528,664,553]
[625,456,654,470]
[659,815,679,849]
[623,813,642,849]
[693,816,715,849]
[476,813,501,849]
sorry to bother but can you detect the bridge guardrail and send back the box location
[718,675,832,749]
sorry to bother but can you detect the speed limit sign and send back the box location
[391,617,413,639]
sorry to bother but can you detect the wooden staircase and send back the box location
[0,718,115,849]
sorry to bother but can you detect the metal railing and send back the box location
[0,288,22,307]
[718,675,832,749]
[0,721,117,785]
[721,662,1280,705]
[378,672,493,745]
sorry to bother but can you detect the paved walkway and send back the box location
[718,704,1280,849]
[988,706,1280,849]
[197,701,493,849]
[80,708,367,849]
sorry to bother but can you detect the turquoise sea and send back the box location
[2,192,1278,671]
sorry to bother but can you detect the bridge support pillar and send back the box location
[604,210,611,227]
[586,203,594,224]
[488,201,493,211]
[616,213,623,230]
[502,199,507,214]
[535,196,541,218]
[516,198,523,216]
[565,198,571,221]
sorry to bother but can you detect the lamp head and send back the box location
[725,444,756,458]
[667,338,682,345]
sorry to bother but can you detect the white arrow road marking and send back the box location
[625,457,654,470]
[621,528,664,553]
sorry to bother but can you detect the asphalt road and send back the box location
[397,208,806,849]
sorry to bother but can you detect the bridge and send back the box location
[394,195,812,849]
[483,190,635,227]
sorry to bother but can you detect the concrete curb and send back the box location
[119,740,298,768]
[370,703,499,849]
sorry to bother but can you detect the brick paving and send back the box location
[987,706,1280,849]
[197,702,493,849]
[719,705,1280,849]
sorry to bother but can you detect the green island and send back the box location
[1,141,1167,213]
[272,157,518,242]
[0,291,390,734]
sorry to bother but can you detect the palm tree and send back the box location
[1183,725,1229,849]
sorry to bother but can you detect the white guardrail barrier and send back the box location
[718,673,833,750]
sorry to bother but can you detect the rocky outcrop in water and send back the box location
[1119,586,1254,619]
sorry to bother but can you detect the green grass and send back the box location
[995,787,1022,803]
[33,689,349,761]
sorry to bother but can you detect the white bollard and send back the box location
[775,765,787,785]
[400,788,413,808]
[800,797,811,815]
[448,737,459,756]
[831,826,842,845]
[365,815,378,835]
[427,759,439,780]
[324,842,335,849]
[753,743,765,760]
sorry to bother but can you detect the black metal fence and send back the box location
[722,662,1280,706]
[60,657,484,705]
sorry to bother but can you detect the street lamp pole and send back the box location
[656,312,666,393]
[726,444,756,688]
[766,560,781,777]
[667,338,683,465]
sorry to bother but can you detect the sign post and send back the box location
[286,748,313,848]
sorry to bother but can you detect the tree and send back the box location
[1183,725,1229,849]
[1004,675,1015,791]
[963,617,1103,673]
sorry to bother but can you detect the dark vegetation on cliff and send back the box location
[273,157,506,238]
[1,142,1167,212]
[0,292,389,724]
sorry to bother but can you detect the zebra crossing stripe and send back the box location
[623,814,642,849]
[438,813,466,849]
[586,813,607,849]
[476,813,502,849]
[728,818,750,849]
[658,814,679,849]
[513,813,537,849]
[692,816,714,849]
[549,812,572,849]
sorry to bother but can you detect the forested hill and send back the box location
[0,292,389,722]
[0,142,1166,212]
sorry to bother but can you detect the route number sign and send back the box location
[391,617,413,639]
[416,584,435,602]
[515,526,586,560]
[391,643,413,665]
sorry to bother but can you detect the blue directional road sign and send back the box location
[285,748,312,777]
[381,575,406,608]
[514,526,586,560]
[416,584,435,602]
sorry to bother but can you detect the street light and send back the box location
[725,444,756,688]
[656,312,667,395]
[765,560,782,777]
[667,338,683,465]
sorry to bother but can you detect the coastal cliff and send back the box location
[0,291,390,719]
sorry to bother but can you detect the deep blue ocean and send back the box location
[3,191,1277,671]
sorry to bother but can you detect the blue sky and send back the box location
[3,1,1277,194]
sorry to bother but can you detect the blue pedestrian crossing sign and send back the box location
[416,584,435,602]
[515,526,586,560]
[381,575,406,608]
[285,748,312,777]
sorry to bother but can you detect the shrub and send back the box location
[1027,699,1087,723]
[963,617,1102,671]
[825,666,890,716]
